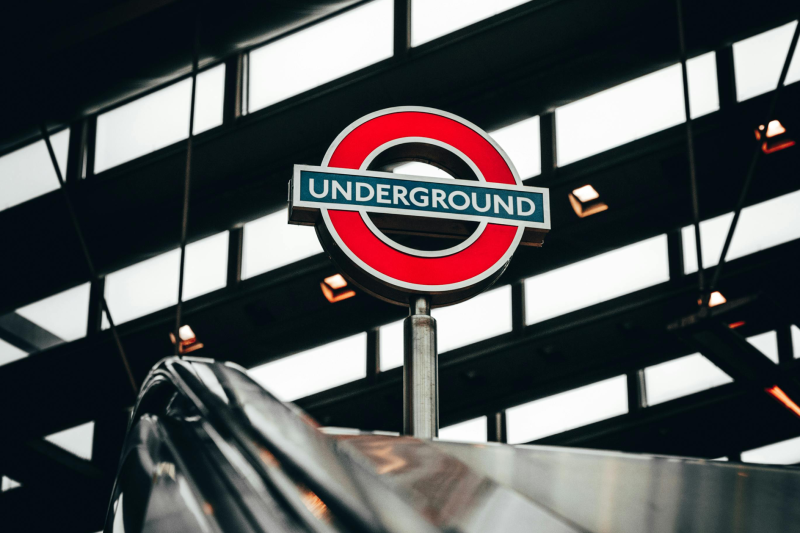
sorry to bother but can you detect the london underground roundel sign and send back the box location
[289,107,550,307]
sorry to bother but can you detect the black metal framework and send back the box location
[3,5,800,529]
[38,124,137,395]
[708,21,800,294]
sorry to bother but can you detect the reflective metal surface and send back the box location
[403,295,439,438]
[106,357,800,533]
[430,440,800,533]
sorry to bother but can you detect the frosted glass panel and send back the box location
[525,235,669,325]
[682,189,800,273]
[644,354,732,406]
[742,435,800,465]
[16,283,91,342]
[507,375,628,444]
[490,116,540,179]
[556,53,718,166]
[183,232,229,300]
[95,64,225,172]
[747,331,779,364]
[105,250,180,324]
[45,421,95,461]
[242,209,324,279]
[0,129,69,212]
[249,333,366,401]
[793,325,800,359]
[380,320,404,371]
[0,338,28,367]
[439,416,488,443]
[733,21,800,102]
[1,476,21,492]
[411,0,532,46]
[249,0,393,112]
[433,285,512,352]
[193,64,226,135]
[105,233,228,324]
[393,162,453,179]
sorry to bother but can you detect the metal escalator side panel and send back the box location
[428,441,800,533]
[332,434,584,533]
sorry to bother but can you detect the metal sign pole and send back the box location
[403,295,438,438]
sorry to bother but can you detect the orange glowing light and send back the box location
[728,321,746,329]
[766,386,800,418]
[568,193,608,218]
[762,139,796,154]
[320,282,356,303]
[708,291,727,307]
[323,274,348,289]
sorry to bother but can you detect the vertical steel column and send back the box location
[403,295,438,438]
[367,327,380,381]
[487,411,507,443]
[539,112,557,182]
[227,227,244,286]
[627,370,647,412]
[394,0,411,58]
[511,280,526,336]
[666,229,685,283]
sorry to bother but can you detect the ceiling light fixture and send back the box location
[708,291,727,307]
[321,274,356,303]
[766,386,800,418]
[169,324,204,354]
[755,120,794,154]
[568,184,608,218]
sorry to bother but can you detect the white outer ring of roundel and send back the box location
[318,106,525,293]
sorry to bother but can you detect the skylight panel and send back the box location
[393,162,454,179]
[0,338,28,368]
[506,376,628,444]
[45,421,95,461]
[556,53,718,166]
[643,354,732,406]
[411,0,532,47]
[248,0,393,112]
[682,189,800,274]
[432,285,512,353]
[793,325,800,359]
[379,319,404,371]
[438,416,488,443]
[241,208,324,280]
[105,232,230,324]
[16,283,91,343]
[0,129,69,212]
[733,21,800,102]
[95,64,225,173]
[525,235,669,325]
[249,333,367,401]
[182,231,229,301]
[741,435,800,465]
[746,331,779,364]
[489,116,541,180]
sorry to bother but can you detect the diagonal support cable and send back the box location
[175,9,201,354]
[708,20,800,295]
[39,125,138,395]
[675,0,706,304]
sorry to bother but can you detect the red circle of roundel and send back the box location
[323,109,520,289]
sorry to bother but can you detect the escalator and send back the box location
[105,357,800,533]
